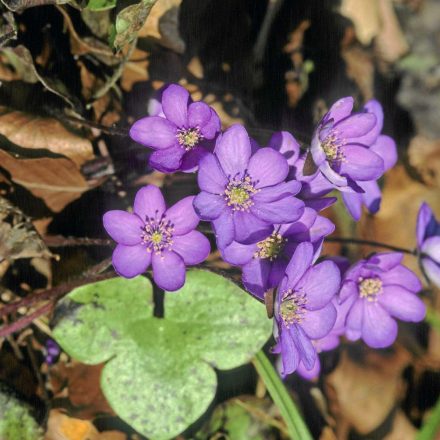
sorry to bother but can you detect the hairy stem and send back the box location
[325,237,416,255]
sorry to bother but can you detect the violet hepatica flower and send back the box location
[310,97,385,195]
[340,100,398,220]
[193,124,305,249]
[340,252,425,348]
[130,84,221,173]
[417,202,440,286]
[221,207,334,299]
[103,185,210,291]
[273,242,340,377]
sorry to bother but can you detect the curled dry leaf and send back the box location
[0,108,94,167]
[0,196,51,261]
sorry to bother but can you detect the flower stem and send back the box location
[253,350,313,440]
[325,237,416,255]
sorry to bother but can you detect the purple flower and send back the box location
[193,124,305,249]
[272,242,340,377]
[310,97,385,194]
[340,100,397,220]
[417,202,440,287]
[130,84,221,173]
[103,185,210,291]
[221,207,335,299]
[45,339,60,365]
[340,252,425,348]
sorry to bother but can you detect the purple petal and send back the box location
[422,257,440,287]
[367,252,403,270]
[379,286,426,322]
[187,101,211,130]
[334,113,376,139]
[201,109,221,139]
[370,135,397,171]
[103,211,143,245]
[296,357,320,380]
[152,250,185,291]
[301,302,337,339]
[339,145,384,181]
[284,242,314,288]
[180,146,210,173]
[212,211,234,249]
[279,207,317,237]
[355,100,383,145]
[290,325,316,370]
[134,185,166,221]
[279,328,300,376]
[215,125,251,176]
[311,134,327,167]
[172,230,210,265]
[247,148,289,188]
[309,215,335,242]
[327,97,354,123]
[267,131,300,164]
[198,153,228,194]
[381,265,422,292]
[303,196,336,211]
[298,261,340,310]
[362,302,398,348]
[341,192,363,221]
[130,116,177,149]
[339,280,358,303]
[421,236,440,264]
[149,145,185,173]
[233,211,272,244]
[319,160,349,188]
[161,84,190,127]
[345,298,363,341]
[112,244,151,278]
[166,196,199,235]
[360,180,382,215]
[221,241,256,265]
[268,259,287,287]
[193,192,225,220]
[242,258,271,299]
[251,196,304,224]
[253,180,302,203]
[417,202,435,246]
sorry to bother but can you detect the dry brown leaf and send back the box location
[0,149,91,213]
[49,362,115,418]
[326,347,413,438]
[342,45,374,100]
[44,410,125,440]
[0,108,93,167]
[407,135,440,187]
[120,48,149,92]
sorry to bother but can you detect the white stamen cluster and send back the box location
[321,130,346,163]
[140,214,174,254]
[224,174,259,211]
[254,232,286,261]
[280,290,308,327]
[176,127,203,151]
[358,277,383,302]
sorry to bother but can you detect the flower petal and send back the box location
[193,191,225,220]
[247,148,289,188]
[134,185,166,221]
[214,124,251,176]
[187,101,211,129]
[360,180,382,214]
[327,97,354,123]
[103,211,143,245]
[422,257,440,287]
[172,230,210,265]
[339,280,358,303]
[166,196,199,235]
[339,145,384,181]
[417,202,436,246]
[242,258,271,299]
[269,259,287,287]
[233,211,272,244]
[362,302,398,348]
[341,192,363,221]
[367,252,403,271]
[298,260,340,310]
[267,131,300,164]
[296,357,321,380]
[152,250,186,291]
[180,146,210,173]
[370,135,397,171]
[251,196,304,224]
[278,327,300,376]
[112,244,151,278]
[421,236,440,264]
[381,265,422,292]
[301,302,337,339]
[201,109,221,139]
[149,145,185,173]
[197,153,228,194]
[221,241,256,265]
[319,160,349,187]
[378,286,425,322]
[345,298,363,341]
[290,325,316,370]
[355,100,383,145]
[334,112,376,139]
[253,180,302,203]
[130,116,177,149]
[212,211,235,249]
[284,242,314,288]
[161,84,190,127]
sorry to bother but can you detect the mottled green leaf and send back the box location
[52,270,271,440]
[86,0,115,11]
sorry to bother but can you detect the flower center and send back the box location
[321,131,345,163]
[254,232,286,260]
[140,215,174,253]
[176,127,203,150]
[358,277,383,302]
[279,290,307,327]
[224,174,259,211]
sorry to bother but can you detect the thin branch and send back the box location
[325,237,416,255]
[45,235,112,247]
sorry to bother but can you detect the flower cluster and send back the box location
[103,84,436,378]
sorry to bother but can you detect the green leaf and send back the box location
[112,0,157,50]
[86,0,116,11]
[0,389,43,440]
[52,270,271,440]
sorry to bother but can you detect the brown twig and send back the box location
[44,235,113,247]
